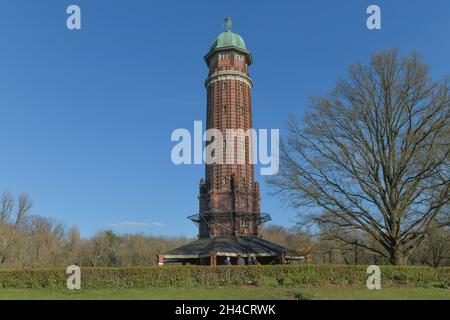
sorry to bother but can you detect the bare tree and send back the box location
[22,215,66,267]
[268,50,449,265]
[0,192,32,264]
[261,224,314,255]
[64,226,81,265]
[411,223,450,267]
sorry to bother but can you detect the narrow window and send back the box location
[242,216,249,227]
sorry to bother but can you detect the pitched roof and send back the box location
[164,236,290,259]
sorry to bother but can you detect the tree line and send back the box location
[0,191,190,269]
[0,191,448,269]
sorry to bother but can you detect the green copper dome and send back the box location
[210,31,247,51]
[204,17,253,65]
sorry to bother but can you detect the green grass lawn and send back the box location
[0,287,448,300]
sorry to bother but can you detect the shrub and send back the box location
[0,265,448,289]
[293,291,314,300]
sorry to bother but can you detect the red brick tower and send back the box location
[192,17,268,238]
[163,19,287,264]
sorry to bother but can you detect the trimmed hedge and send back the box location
[0,265,448,289]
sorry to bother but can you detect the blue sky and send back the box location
[0,1,449,237]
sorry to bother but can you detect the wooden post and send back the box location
[156,254,164,266]
[210,251,217,267]
[279,252,286,264]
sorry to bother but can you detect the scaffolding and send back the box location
[188,211,272,228]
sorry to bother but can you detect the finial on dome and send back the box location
[225,17,232,32]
